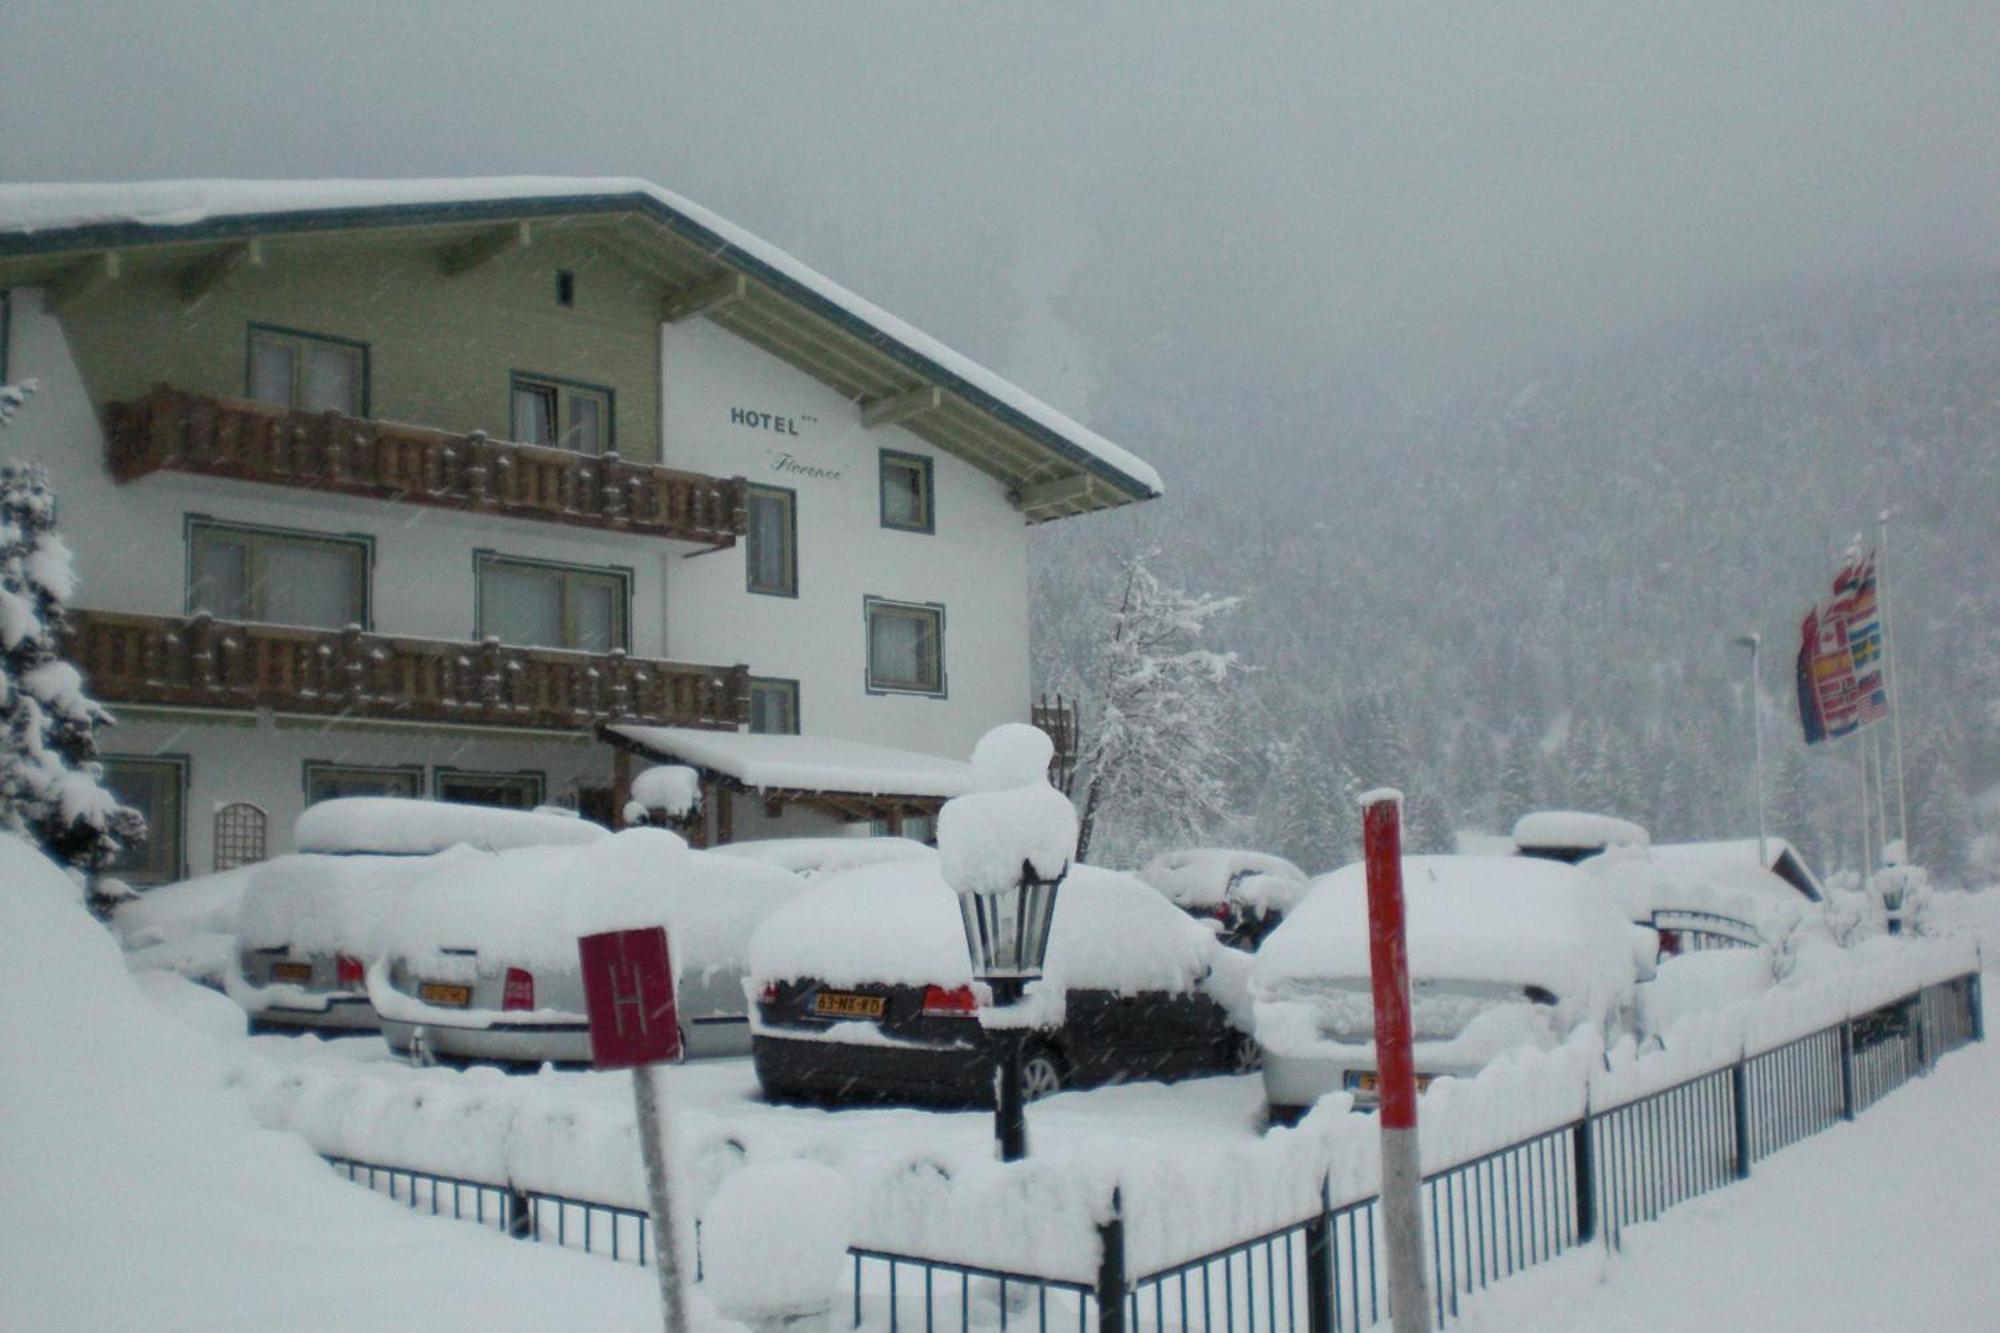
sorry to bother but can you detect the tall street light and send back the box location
[1732,632,1768,868]
[938,724,1077,1162]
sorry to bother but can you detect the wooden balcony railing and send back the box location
[66,609,748,733]
[106,386,745,547]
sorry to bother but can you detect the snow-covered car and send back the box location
[370,828,806,1065]
[748,862,1257,1107]
[1138,847,1311,950]
[711,835,937,880]
[1254,855,1654,1124]
[225,799,607,1033]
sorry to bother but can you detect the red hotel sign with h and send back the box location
[578,927,683,1069]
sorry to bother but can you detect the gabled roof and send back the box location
[0,178,1160,522]
[1645,838,1824,902]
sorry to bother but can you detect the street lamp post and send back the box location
[1733,632,1769,868]
[957,858,1067,1161]
[938,723,1078,1163]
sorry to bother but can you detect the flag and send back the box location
[1796,549,1890,745]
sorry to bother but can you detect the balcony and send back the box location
[66,608,747,733]
[105,386,745,547]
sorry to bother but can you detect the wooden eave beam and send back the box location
[1012,472,1104,516]
[43,251,121,313]
[661,271,748,323]
[437,221,532,277]
[861,385,945,430]
[177,239,263,307]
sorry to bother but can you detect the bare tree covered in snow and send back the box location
[1073,554,1242,863]
[0,447,144,875]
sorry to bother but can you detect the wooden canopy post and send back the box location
[612,746,633,829]
[715,785,735,846]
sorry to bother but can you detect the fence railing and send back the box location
[108,385,746,547]
[321,972,1981,1332]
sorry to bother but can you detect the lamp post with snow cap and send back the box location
[939,724,1077,1163]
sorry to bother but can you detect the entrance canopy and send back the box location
[600,724,972,844]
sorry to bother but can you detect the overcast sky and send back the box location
[6,2,1998,424]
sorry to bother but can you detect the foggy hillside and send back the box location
[1032,269,2000,882]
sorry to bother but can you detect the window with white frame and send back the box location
[247,324,367,416]
[100,755,188,885]
[864,597,945,696]
[510,372,612,455]
[476,553,629,653]
[879,450,934,532]
[745,485,796,597]
[747,677,800,735]
[187,519,370,630]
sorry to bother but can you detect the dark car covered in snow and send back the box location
[747,862,1257,1106]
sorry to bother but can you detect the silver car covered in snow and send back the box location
[370,828,806,1065]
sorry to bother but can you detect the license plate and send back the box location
[272,962,313,984]
[419,982,472,1008]
[1346,1071,1435,1094]
[813,991,886,1019]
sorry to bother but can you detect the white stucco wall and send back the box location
[660,319,1031,760]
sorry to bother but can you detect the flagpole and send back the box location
[1857,735,1873,887]
[1877,509,1910,854]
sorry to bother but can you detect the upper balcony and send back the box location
[105,385,746,548]
[66,608,748,733]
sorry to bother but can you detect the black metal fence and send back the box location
[322,971,1981,1333]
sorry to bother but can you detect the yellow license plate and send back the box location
[1349,1072,1435,1094]
[419,982,472,1008]
[272,962,313,984]
[813,991,886,1019]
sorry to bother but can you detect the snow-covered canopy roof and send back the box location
[1512,810,1651,860]
[606,725,973,801]
[1642,838,1824,902]
[0,177,1159,521]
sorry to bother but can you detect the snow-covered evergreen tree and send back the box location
[0,452,144,872]
[1074,554,1242,864]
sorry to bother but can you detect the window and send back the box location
[212,802,269,873]
[879,450,935,532]
[510,372,612,455]
[745,485,797,597]
[864,597,946,696]
[303,762,423,804]
[435,769,544,810]
[187,519,370,629]
[99,755,188,885]
[475,553,629,652]
[246,324,367,416]
[747,677,800,735]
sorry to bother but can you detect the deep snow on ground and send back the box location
[1458,1008,2000,1332]
[0,836,722,1332]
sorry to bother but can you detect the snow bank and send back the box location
[747,862,1228,1001]
[631,764,701,818]
[295,796,607,855]
[1139,847,1308,910]
[0,833,695,1331]
[702,1161,854,1319]
[234,850,456,957]
[112,863,256,986]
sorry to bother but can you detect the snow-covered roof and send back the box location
[294,797,607,856]
[1642,838,1824,902]
[1512,810,1651,854]
[607,725,973,800]
[0,177,1160,512]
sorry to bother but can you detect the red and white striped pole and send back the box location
[1362,789,1431,1333]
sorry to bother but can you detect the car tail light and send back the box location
[758,980,779,1005]
[335,954,365,988]
[921,983,979,1017]
[1658,929,1683,958]
[503,967,535,1011]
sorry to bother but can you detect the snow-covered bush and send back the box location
[0,458,143,875]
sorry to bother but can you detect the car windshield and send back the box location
[1274,977,1560,1043]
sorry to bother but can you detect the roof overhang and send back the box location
[0,181,1161,522]
[601,724,972,816]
